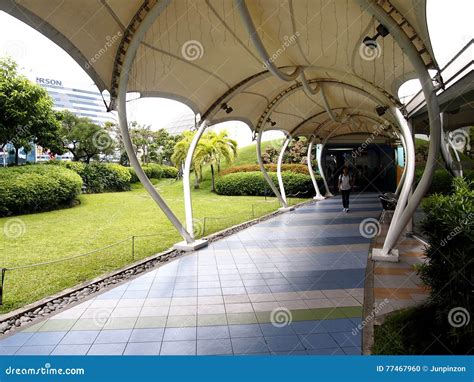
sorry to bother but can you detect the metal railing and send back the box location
[405,40,473,117]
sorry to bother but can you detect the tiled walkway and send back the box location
[0,193,381,355]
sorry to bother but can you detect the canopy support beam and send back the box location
[308,137,325,200]
[182,121,209,248]
[359,0,442,259]
[440,113,463,177]
[277,136,294,211]
[317,143,333,197]
[256,129,288,208]
[395,134,408,197]
[115,0,203,251]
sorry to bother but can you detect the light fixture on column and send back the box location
[376,105,388,116]
[266,118,276,126]
[363,24,389,49]
[221,102,233,114]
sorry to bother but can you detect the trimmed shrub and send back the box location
[221,163,309,176]
[161,165,179,178]
[0,165,83,216]
[215,171,319,197]
[419,178,473,344]
[81,163,131,193]
[127,167,139,183]
[143,163,164,179]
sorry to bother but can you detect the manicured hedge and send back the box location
[0,165,83,216]
[48,161,130,193]
[221,163,309,176]
[128,164,179,183]
[83,163,131,193]
[215,171,320,197]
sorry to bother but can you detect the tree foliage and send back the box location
[0,57,63,164]
[57,110,114,163]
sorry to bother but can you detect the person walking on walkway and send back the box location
[338,166,354,212]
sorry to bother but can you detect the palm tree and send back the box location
[194,131,238,192]
[171,130,238,191]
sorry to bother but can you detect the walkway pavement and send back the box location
[0,193,381,355]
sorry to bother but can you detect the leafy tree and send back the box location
[172,131,200,187]
[0,57,63,164]
[58,110,114,163]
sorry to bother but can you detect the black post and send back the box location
[0,268,6,305]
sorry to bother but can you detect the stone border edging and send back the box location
[0,199,314,337]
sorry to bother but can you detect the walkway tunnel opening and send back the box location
[321,143,398,194]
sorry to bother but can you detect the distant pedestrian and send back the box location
[338,166,354,212]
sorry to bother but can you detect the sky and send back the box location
[0,0,471,146]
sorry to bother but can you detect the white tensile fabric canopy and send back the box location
[1,0,438,140]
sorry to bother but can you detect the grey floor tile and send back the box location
[163,327,196,341]
[24,331,67,346]
[259,323,295,337]
[123,342,161,355]
[129,328,164,343]
[298,333,339,350]
[306,348,345,355]
[0,346,20,355]
[16,345,55,355]
[87,343,126,355]
[265,335,304,352]
[60,330,100,345]
[290,320,326,334]
[330,331,361,348]
[342,346,361,355]
[197,339,233,355]
[229,324,262,338]
[231,337,268,354]
[197,325,230,340]
[160,340,196,355]
[0,333,33,347]
[95,329,132,344]
[51,344,91,355]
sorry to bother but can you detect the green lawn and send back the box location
[0,177,306,314]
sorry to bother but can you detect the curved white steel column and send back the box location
[359,0,442,258]
[395,134,408,197]
[375,108,415,260]
[317,143,334,197]
[183,121,208,239]
[307,137,325,200]
[277,136,291,207]
[115,0,196,248]
[256,129,288,208]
